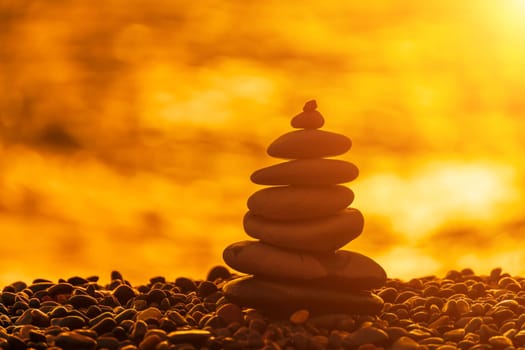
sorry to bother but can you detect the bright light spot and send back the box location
[508,0,525,12]
[378,247,441,279]
[480,0,525,35]
[357,160,519,240]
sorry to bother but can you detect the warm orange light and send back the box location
[1,2,525,285]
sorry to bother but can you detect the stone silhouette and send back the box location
[223,100,386,315]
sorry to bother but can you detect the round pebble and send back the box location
[206,266,231,282]
[289,309,309,324]
[68,294,98,308]
[0,268,522,350]
[137,307,162,322]
[55,331,97,350]
[391,336,420,350]
[290,100,325,129]
[217,303,243,325]
[344,326,389,346]
[112,284,136,306]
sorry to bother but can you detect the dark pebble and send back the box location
[90,317,117,335]
[394,290,417,303]
[139,334,163,350]
[31,308,50,327]
[14,308,33,325]
[166,310,187,326]
[112,325,128,340]
[198,281,218,298]
[33,278,52,283]
[2,285,15,293]
[115,308,137,323]
[159,317,178,333]
[100,294,120,307]
[160,297,171,310]
[28,282,54,293]
[149,276,166,284]
[146,289,166,304]
[49,305,68,318]
[1,292,16,306]
[85,284,97,297]
[344,326,389,346]
[67,276,89,285]
[10,281,27,293]
[76,328,98,339]
[47,283,74,296]
[86,276,99,282]
[12,300,29,312]
[68,294,98,308]
[217,303,243,325]
[207,266,231,282]
[29,330,47,343]
[113,284,136,306]
[7,335,26,350]
[377,287,398,303]
[175,277,197,293]
[88,311,113,326]
[131,320,149,341]
[204,314,223,328]
[28,297,40,308]
[111,270,124,281]
[55,331,97,350]
[168,329,211,345]
[0,303,9,314]
[85,304,102,318]
[59,315,86,330]
[97,335,119,350]
[0,268,524,350]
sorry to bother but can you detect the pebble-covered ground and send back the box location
[0,267,524,350]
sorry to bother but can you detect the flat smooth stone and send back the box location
[223,241,387,289]
[223,241,326,280]
[250,159,359,185]
[267,130,351,159]
[243,209,364,252]
[247,185,354,220]
[223,276,384,316]
[291,110,324,129]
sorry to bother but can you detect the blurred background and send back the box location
[1,0,525,286]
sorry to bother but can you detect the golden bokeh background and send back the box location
[1,1,525,285]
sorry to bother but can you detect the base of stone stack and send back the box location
[223,275,384,317]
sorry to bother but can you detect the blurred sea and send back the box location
[1,1,525,285]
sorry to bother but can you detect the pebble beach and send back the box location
[0,266,524,350]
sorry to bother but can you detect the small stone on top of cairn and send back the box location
[222,100,386,316]
[291,99,325,129]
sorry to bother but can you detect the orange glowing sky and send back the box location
[1,1,525,285]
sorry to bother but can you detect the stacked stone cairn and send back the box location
[223,100,386,316]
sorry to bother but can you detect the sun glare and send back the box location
[356,160,519,241]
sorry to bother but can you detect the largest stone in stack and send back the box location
[223,100,386,315]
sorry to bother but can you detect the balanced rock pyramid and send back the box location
[223,100,386,315]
